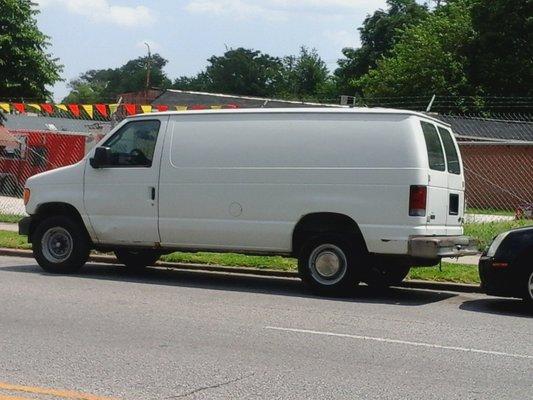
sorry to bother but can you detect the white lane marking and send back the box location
[265,326,533,360]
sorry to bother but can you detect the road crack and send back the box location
[166,372,255,398]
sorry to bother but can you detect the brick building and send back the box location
[440,115,533,210]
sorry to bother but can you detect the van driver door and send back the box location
[84,117,168,245]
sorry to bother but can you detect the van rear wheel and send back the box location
[364,264,411,288]
[298,234,361,295]
[32,216,90,274]
[114,249,161,270]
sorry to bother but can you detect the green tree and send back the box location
[173,72,210,92]
[62,73,109,103]
[468,0,533,97]
[335,0,429,94]
[0,0,62,99]
[354,0,477,105]
[280,47,331,101]
[63,54,171,102]
[175,48,283,97]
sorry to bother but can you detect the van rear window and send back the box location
[438,127,461,175]
[421,122,445,171]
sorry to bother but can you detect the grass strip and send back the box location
[0,230,31,249]
[0,214,24,224]
[0,229,478,284]
[464,219,532,251]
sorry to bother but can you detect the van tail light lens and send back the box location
[23,188,31,205]
[409,185,427,216]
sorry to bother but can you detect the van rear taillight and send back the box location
[409,185,427,216]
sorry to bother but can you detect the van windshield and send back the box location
[421,121,445,172]
[438,127,461,175]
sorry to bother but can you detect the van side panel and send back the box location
[158,113,428,255]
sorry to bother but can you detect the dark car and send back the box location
[479,226,533,305]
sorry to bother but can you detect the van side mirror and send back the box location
[90,146,111,168]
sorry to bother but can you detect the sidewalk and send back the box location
[442,254,480,265]
[0,222,18,232]
[0,196,26,216]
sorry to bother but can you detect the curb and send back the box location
[0,248,298,278]
[0,247,482,294]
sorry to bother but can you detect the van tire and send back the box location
[364,264,411,288]
[298,234,361,296]
[114,249,161,270]
[32,216,90,274]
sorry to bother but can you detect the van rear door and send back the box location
[437,126,464,231]
[421,121,448,234]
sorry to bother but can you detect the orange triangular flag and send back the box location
[13,103,25,113]
[95,104,108,117]
[68,104,81,117]
[124,104,136,115]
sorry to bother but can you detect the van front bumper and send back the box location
[18,216,32,236]
[408,235,478,259]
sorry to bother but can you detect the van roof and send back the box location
[129,107,451,127]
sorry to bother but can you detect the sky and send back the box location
[34,0,389,101]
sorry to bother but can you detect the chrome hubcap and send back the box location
[41,227,73,263]
[309,244,347,285]
[315,252,341,277]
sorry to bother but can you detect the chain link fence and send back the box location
[0,102,532,222]
[0,106,116,216]
[440,113,533,221]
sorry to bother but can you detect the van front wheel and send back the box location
[114,249,161,270]
[298,234,360,295]
[32,216,90,274]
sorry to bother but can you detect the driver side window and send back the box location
[103,120,161,167]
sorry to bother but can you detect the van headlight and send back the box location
[23,188,31,206]
[486,232,510,257]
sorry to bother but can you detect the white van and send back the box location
[19,108,477,294]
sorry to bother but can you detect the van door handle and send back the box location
[150,187,156,200]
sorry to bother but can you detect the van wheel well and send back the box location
[292,213,367,257]
[29,203,90,244]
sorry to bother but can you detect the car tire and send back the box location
[114,249,161,270]
[298,234,362,296]
[32,216,90,274]
[521,268,533,306]
[364,264,411,288]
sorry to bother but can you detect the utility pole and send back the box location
[144,42,152,90]
[426,94,436,112]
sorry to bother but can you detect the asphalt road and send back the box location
[0,255,531,400]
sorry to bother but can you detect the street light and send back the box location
[144,42,152,90]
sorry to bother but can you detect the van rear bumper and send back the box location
[408,235,478,259]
